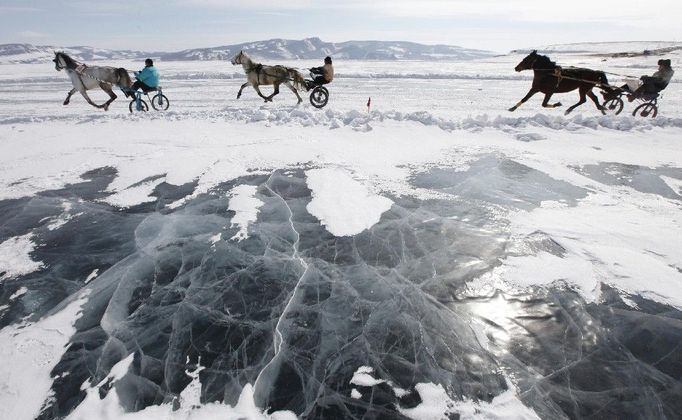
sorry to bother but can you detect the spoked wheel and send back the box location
[129,99,149,113]
[151,94,170,111]
[632,102,658,118]
[603,97,624,115]
[309,86,329,108]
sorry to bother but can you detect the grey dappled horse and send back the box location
[231,51,307,104]
[53,52,133,111]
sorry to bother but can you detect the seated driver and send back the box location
[604,59,674,101]
[129,58,160,96]
[310,56,334,86]
[627,58,674,101]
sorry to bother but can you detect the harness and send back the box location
[247,62,298,84]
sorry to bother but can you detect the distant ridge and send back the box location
[0,37,493,64]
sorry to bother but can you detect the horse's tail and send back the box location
[115,68,133,88]
[288,68,306,90]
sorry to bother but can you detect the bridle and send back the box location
[53,54,66,71]
[232,52,244,65]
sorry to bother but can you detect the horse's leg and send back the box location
[541,93,562,108]
[284,82,303,104]
[79,90,105,109]
[565,89,587,115]
[100,83,117,111]
[586,90,606,114]
[63,88,77,105]
[509,88,538,111]
[253,85,272,102]
[237,82,249,99]
[266,83,280,101]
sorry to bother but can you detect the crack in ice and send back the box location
[253,172,309,402]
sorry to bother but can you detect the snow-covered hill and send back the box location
[161,37,493,61]
[0,43,156,64]
[0,38,493,64]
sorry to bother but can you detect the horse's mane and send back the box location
[56,52,78,68]
[535,54,557,69]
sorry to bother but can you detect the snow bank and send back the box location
[306,168,393,236]
[4,107,682,133]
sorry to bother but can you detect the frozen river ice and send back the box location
[1,51,682,419]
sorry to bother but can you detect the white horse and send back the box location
[53,52,133,111]
[231,51,307,104]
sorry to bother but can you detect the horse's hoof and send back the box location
[63,101,69,106]
[555,102,562,107]
[564,110,571,116]
[508,107,516,112]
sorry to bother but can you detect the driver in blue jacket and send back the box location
[129,58,159,96]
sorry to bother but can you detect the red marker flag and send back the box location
[367,97,371,113]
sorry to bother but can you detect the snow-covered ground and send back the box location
[1,47,682,419]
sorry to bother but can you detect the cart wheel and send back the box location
[632,102,657,118]
[309,86,329,108]
[603,97,623,115]
[129,99,149,113]
[151,94,170,111]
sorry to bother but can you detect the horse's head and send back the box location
[514,50,538,72]
[231,50,245,65]
[514,50,556,72]
[53,51,66,71]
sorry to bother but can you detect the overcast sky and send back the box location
[1,0,680,53]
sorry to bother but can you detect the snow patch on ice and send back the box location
[306,168,393,237]
[228,184,264,241]
[102,177,166,208]
[9,287,28,300]
[0,291,90,420]
[45,201,82,231]
[496,192,682,308]
[399,382,541,420]
[350,366,386,387]
[66,356,296,420]
[84,269,99,284]
[499,252,599,302]
[0,233,44,281]
[661,175,682,196]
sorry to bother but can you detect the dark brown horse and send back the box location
[509,50,608,115]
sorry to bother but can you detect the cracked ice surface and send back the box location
[0,159,680,419]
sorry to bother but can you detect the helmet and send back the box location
[324,56,332,64]
[145,58,154,67]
